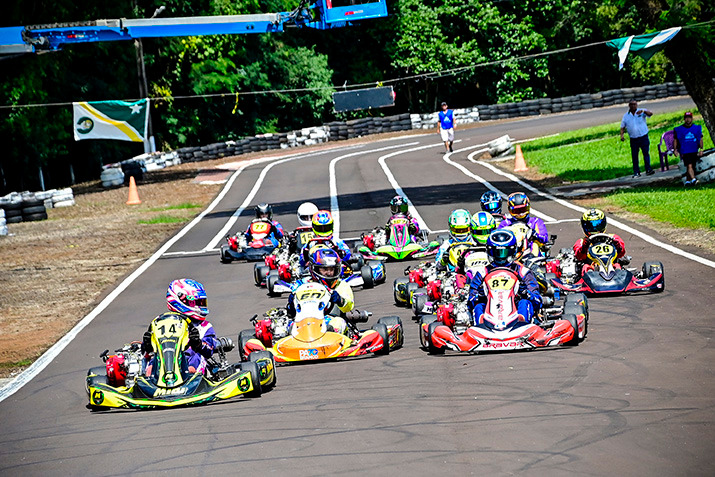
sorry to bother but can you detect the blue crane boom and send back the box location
[0,0,387,55]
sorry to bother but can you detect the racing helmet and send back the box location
[312,210,334,238]
[390,195,409,215]
[255,203,273,220]
[308,246,342,289]
[448,209,472,242]
[581,208,607,236]
[297,202,319,227]
[486,230,517,267]
[470,211,496,245]
[507,192,530,220]
[480,191,502,215]
[166,278,209,321]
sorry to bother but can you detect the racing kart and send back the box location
[420,267,587,355]
[357,214,441,261]
[547,233,665,295]
[220,218,279,263]
[86,313,276,410]
[259,237,387,297]
[238,282,403,363]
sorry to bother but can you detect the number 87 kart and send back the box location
[420,267,586,354]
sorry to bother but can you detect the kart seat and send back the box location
[657,130,675,172]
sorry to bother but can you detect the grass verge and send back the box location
[137,215,190,224]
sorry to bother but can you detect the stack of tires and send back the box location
[0,208,7,235]
[679,152,715,184]
[51,188,75,207]
[101,166,124,188]
[121,159,145,184]
[1,195,23,225]
[20,193,48,222]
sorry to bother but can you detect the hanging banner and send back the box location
[607,27,681,70]
[73,99,149,142]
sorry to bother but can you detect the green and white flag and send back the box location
[607,27,681,70]
[73,99,149,142]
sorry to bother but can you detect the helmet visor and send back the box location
[313,222,333,236]
[510,203,529,219]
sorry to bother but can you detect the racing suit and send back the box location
[467,262,543,325]
[498,215,549,251]
[299,236,352,268]
[573,234,627,274]
[435,236,477,271]
[286,279,355,335]
[244,218,285,248]
[385,213,420,241]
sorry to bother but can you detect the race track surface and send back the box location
[2,97,714,475]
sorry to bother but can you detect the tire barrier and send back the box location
[0,188,75,227]
[678,152,715,184]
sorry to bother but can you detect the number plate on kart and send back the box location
[590,244,614,255]
[487,273,516,290]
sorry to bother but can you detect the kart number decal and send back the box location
[299,231,315,244]
[251,222,270,234]
[591,244,614,255]
[297,290,326,301]
[390,217,408,225]
[489,276,516,290]
[156,322,183,339]
[299,349,320,360]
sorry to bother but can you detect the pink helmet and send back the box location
[166,278,209,321]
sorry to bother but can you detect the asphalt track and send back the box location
[2,97,715,476]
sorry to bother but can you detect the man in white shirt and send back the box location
[620,100,655,177]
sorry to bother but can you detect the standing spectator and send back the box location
[673,111,704,185]
[620,100,655,177]
[438,101,455,153]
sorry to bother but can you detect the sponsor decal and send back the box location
[76,116,94,134]
[299,349,320,360]
[481,341,522,349]
[91,389,104,405]
[238,376,251,392]
[153,386,188,397]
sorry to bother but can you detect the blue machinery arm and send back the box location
[0,0,387,55]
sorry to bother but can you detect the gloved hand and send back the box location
[188,326,202,352]
[141,330,153,353]
[330,290,346,308]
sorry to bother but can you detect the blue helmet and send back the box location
[480,191,502,215]
[308,246,342,289]
[486,230,517,267]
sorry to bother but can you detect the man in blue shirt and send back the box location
[620,100,655,177]
[673,111,704,185]
[438,101,455,153]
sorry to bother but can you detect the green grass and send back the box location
[0,358,35,369]
[521,110,713,182]
[604,182,715,230]
[138,215,189,224]
[147,203,202,212]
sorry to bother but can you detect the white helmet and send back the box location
[297,202,319,227]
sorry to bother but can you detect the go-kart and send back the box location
[253,226,315,287]
[547,233,664,295]
[420,267,587,354]
[260,237,386,297]
[220,219,280,263]
[238,282,403,363]
[85,312,276,410]
[357,214,441,261]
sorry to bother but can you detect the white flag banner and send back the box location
[73,99,149,142]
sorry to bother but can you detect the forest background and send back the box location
[1,0,713,194]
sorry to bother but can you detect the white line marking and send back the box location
[544,218,581,224]
[476,159,715,269]
[439,147,556,222]
[329,142,420,238]
[162,249,219,256]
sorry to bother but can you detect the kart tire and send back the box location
[405,282,419,304]
[22,205,46,215]
[565,292,588,313]
[369,261,386,284]
[377,315,404,349]
[23,212,48,222]
[267,272,280,297]
[419,314,439,350]
[427,321,446,355]
[393,277,409,306]
[241,361,262,398]
[254,264,270,287]
[238,329,256,361]
[87,366,107,378]
[412,289,428,318]
[360,264,375,289]
[249,350,276,389]
[642,261,665,293]
[563,314,581,346]
[372,323,390,355]
[219,245,232,264]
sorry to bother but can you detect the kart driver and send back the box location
[436,209,476,270]
[300,210,351,267]
[497,192,549,251]
[244,203,285,247]
[455,211,496,277]
[480,191,504,225]
[385,195,420,239]
[287,246,354,335]
[573,208,627,274]
[467,230,543,325]
[141,278,220,377]
[288,202,319,252]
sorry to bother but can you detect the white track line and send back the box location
[475,159,715,269]
[329,142,420,238]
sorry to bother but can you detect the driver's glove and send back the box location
[141,330,153,353]
[330,290,346,308]
[188,326,202,352]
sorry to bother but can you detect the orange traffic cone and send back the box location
[513,144,528,172]
[126,176,142,205]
